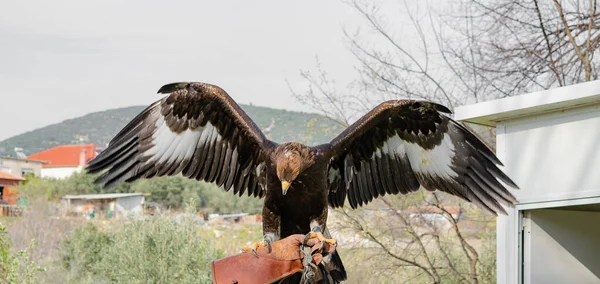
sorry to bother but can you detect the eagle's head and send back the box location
[275,143,313,195]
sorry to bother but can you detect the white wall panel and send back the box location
[501,104,600,203]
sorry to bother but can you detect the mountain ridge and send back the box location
[0,104,344,156]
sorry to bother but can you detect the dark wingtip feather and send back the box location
[486,164,520,190]
[86,160,100,174]
[157,82,189,94]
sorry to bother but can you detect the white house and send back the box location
[455,81,600,284]
[61,193,145,219]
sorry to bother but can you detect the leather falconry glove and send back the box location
[211,234,336,284]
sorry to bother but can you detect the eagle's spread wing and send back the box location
[87,82,275,198]
[325,100,518,214]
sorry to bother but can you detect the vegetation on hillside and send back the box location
[0,104,343,156]
[20,172,264,214]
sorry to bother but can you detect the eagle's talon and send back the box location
[240,247,257,258]
[241,240,269,257]
[304,231,338,249]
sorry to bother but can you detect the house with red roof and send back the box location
[0,171,25,205]
[27,144,103,179]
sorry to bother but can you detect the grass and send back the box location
[198,223,263,256]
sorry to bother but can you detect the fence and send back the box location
[0,205,23,217]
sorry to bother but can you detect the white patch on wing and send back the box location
[256,162,265,177]
[212,125,223,144]
[343,156,353,190]
[328,167,340,185]
[373,133,457,179]
[372,148,382,159]
[404,133,457,178]
[144,116,214,165]
[197,123,213,145]
[156,131,184,163]
[168,122,203,164]
[387,134,407,157]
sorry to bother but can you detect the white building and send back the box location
[455,81,600,284]
[61,193,145,219]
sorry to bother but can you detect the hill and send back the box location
[0,104,344,156]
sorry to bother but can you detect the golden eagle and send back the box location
[87,82,518,282]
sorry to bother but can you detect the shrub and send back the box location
[0,224,45,284]
[61,214,222,284]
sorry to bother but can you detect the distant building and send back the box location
[404,206,463,228]
[61,193,145,219]
[0,171,25,205]
[404,205,462,219]
[0,156,47,177]
[27,144,103,179]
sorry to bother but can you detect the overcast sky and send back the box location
[0,0,362,141]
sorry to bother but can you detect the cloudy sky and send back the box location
[0,0,363,141]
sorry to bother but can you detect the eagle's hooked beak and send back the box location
[281,181,290,195]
